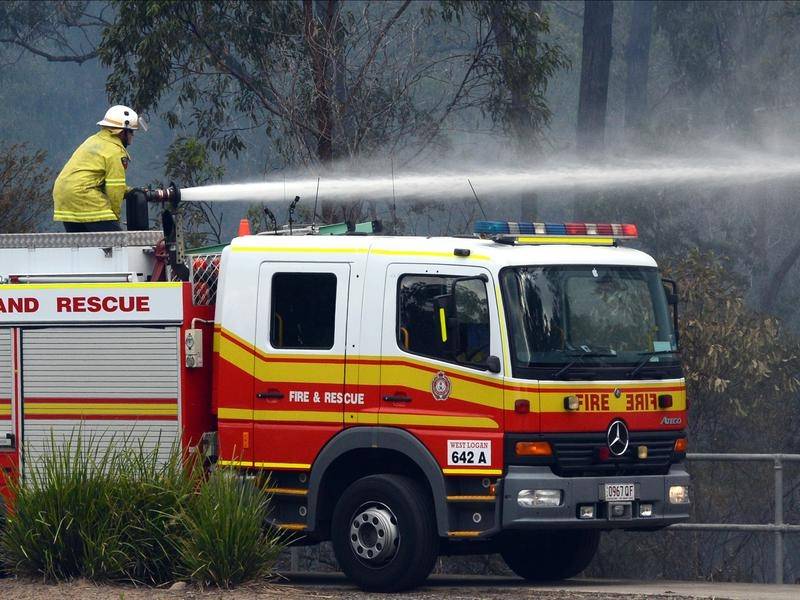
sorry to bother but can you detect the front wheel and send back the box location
[331,474,439,592]
[501,529,600,581]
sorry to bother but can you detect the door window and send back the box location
[397,274,490,368]
[270,272,337,349]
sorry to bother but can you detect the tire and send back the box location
[501,529,600,581]
[331,474,439,592]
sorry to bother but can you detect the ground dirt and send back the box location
[0,574,728,600]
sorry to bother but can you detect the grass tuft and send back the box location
[176,470,284,589]
[0,431,284,588]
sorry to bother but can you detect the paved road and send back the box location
[276,572,800,600]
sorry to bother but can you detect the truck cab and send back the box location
[211,220,690,591]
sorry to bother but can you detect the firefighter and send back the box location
[53,105,146,232]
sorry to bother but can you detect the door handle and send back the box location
[382,394,412,403]
[257,390,284,400]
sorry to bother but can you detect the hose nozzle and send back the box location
[146,183,181,208]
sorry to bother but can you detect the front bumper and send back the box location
[502,464,691,530]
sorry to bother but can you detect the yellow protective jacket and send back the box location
[53,129,130,222]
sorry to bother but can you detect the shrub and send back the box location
[0,431,284,587]
[0,432,198,584]
[176,470,283,589]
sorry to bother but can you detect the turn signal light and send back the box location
[514,399,530,414]
[674,438,688,453]
[564,395,580,411]
[658,394,673,409]
[516,441,552,456]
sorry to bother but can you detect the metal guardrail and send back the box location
[669,452,800,584]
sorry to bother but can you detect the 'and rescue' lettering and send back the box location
[56,296,150,313]
[0,297,39,313]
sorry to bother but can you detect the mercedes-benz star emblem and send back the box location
[606,420,629,457]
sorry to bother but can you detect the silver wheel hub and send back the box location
[349,503,399,565]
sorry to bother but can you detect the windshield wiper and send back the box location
[554,351,618,379]
[628,349,678,378]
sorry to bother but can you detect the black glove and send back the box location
[124,187,146,202]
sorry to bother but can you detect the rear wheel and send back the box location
[500,529,600,581]
[331,474,438,592]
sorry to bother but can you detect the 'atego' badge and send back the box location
[431,371,452,401]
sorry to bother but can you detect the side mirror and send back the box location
[662,278,680,346]
[485,355,501,374]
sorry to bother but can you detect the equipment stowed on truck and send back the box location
[0,195,691,592]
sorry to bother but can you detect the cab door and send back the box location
[252,262,350,468]
[379,265,505,475]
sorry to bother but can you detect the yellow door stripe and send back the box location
[379,413,498,429]
[219,407,496,429]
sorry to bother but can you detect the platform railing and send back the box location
[669,452,800,584]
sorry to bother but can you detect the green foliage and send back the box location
[164,137,225,246]
[176,470,283,589]
[164,137,224,188]
[0,143,53,233]
[0,433,284,587]
[441,1,570,147]
[663,250,800,447]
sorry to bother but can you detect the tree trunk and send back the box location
[576,0,614,156]
[303,0,340,164]
[623,0,653,138]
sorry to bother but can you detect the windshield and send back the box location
[500,266,679,378]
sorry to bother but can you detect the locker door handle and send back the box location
[257,390,284,400]
[382,394,412,403]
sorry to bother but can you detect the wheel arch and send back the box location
[306,427,449,537]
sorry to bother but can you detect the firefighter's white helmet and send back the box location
[97,105,148,131]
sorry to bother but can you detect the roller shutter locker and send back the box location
[21,327,180,472]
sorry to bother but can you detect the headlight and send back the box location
[517,489,563,508]
[669,485,690,504]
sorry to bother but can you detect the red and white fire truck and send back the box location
[0,218,690,591]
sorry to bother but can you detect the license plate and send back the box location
[603,483,635,501]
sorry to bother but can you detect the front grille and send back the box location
[551,431,679,476]
[506,430,685,477]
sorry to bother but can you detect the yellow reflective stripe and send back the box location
[217,459,311,471]
[54,209,117,220]
[254,462,311,470]
[516,236,615,246]
[230,246,490,260]
[443,468,503,476]
[218,407,496,429]
[24,403,176,415]
[379,413,498,429]
[371,249,489,260]
[105,178,126,183]
[218,407,342,423]
[439,307,448,342]
[232,246,368,254]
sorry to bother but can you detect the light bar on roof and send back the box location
[474,220,638,244]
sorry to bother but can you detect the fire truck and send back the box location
[0,214,690,591]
